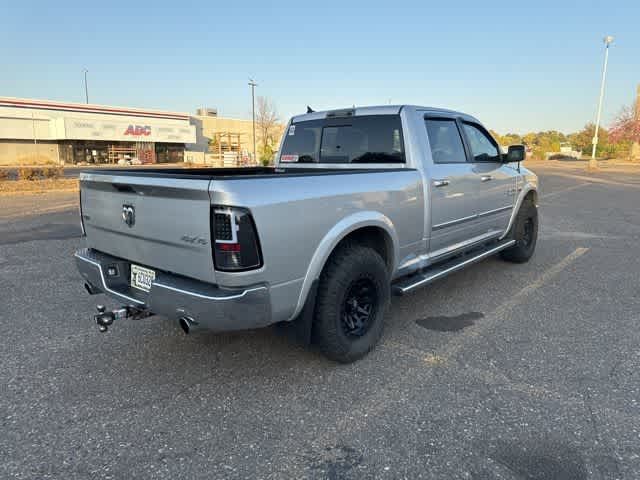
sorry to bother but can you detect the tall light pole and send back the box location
[84,69,89,104]
[590,35,614,170]
[248,79,258,163]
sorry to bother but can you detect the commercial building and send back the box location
[0,97,196,165]
[187,107,284,165]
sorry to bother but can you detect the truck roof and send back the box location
[291,105,480,124]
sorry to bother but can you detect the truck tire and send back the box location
[500,198,538,263]
[313,244,390,363]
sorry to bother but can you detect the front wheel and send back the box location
[313,244,390,363]
[501,199,538,263]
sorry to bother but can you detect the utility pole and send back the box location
[248,79,257,163]
[590,36,614,170]
[84,69,89,104]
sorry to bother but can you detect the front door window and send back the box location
[461,123,501,162]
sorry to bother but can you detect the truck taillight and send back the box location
[211,207,262,271]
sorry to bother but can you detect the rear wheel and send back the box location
[313,244,389,363]
[501,198,538,263]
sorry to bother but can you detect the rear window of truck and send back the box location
[280,115,405,164]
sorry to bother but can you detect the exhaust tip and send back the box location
[179,316,196,334]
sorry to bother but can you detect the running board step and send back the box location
[392,239,516,296]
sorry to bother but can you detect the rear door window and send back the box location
[425,118,467,163]
[280,115,405,164]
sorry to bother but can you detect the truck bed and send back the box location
[79,165,423,297]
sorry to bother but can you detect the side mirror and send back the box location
[505,145,525,163]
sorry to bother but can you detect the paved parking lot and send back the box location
[1,164,639,479]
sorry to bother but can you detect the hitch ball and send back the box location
[95,305,115,333]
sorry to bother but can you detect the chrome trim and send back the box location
[74,253,145,305]
[394,240,516,294]
[432,213,477,231]
[152,282,267,301]
[480,175,492,182]
[477,205,512,218]
[433,179,449,187]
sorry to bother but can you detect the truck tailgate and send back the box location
[80,172,215,284]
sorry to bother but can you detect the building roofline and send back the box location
[0,97,190,121]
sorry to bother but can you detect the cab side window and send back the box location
[425,118,467,164]
[461,122,501,162]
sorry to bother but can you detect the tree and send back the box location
[502,133,523,146]
[567,123,610,158]
[256,96,280,156]
[516,131,566,159]
[489,130,522,148]
[606,105,640,160]
[258,143,275,166]
[609,105,640,144]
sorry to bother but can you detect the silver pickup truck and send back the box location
[75,105,538,362]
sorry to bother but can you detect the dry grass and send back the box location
[17,166,63,180]
[0,178,78,195]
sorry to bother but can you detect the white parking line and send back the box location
[322,247,590,440]
[421,247,590,362]
[545,171,640,189]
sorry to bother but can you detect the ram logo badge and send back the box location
[121,204,135,227]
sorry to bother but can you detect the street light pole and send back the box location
[84,69,89,104]
[590,36,614,170]
[248,79,258,164]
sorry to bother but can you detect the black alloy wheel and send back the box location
[341,277,378,337]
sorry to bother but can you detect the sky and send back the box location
[1,0,638,134]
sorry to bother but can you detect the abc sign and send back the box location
[123,125,151,136]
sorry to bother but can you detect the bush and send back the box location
[18,167,41,181]
[259,144,275,166]
[17,166,63,180]
[42,166,63,179]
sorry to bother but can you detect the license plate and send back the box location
[130,264,156,292]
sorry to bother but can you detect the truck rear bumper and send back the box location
[74,248,272,332]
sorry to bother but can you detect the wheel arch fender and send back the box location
[289,211,399,321]
[500,184,538,240]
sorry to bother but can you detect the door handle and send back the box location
[481,175,493,182]
[433,179,449,187]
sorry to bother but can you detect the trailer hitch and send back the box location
[94,305,151,332]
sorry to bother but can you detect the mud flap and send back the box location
[274,280,318,346]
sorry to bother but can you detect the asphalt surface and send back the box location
[1,165,639,479]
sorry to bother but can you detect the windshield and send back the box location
[280,115,405,164]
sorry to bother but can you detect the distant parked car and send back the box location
[548,143,581,160]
